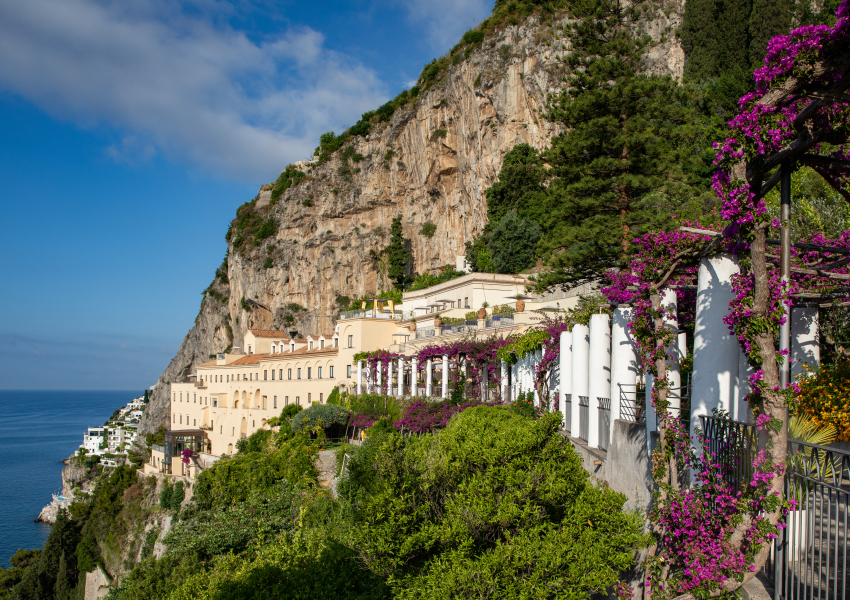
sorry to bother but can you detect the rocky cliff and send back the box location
[138,2,686,437]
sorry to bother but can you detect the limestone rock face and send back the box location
[139,4,685,437]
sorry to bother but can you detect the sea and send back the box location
[0,390,138,567]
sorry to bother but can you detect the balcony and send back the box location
[195,380,207,388]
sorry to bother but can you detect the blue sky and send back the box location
[0,0,494,390]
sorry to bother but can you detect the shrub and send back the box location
[348,394,406,427]
[270,165,305,202]
[291,404,350,433]
[430,129,447,141]
[263,256,273,269]
[489,209,541,273]
[419,222,437,237]
[794,360,850,441]
[351,408,645,597]
[326,387,342,406]
[236,429,272,454]
[462,29,485,44]
[255,218,278,240]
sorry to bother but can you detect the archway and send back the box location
[232,390,239,408]
[240,417,247,439]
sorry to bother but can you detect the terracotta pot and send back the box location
[410,320,417,332]
[478,307,487,319]
[516,298,525,312]
[434,315,442,328]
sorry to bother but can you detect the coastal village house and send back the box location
[145,271,585,477]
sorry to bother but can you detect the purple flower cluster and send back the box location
[393,399,496,434]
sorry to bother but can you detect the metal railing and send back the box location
[339,308,404,320]
[564,394,572,433]
[598,397,611,451]
[618,384,646,423]
[701,416,850,600]
[578,396,589,442]
[415,327,435,339]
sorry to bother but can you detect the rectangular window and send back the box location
[348,335,353,348]
[226,375,229,382]
[264,370,267,380]
[347,365,352,378]
[320,340,324,349]
[194,394,196,403]
[309,341,313,350]
[329,365,335,378]
[271,370,275,380]
[465,297,469,308]
[319,393,323,403]
[308,393,311,403]
[173,393,176,402]
[193,419,196,426]
[274,396,277,409]
[298,368,302,379]
[250,373,253,381]
[296,396,300,405]
[213,398,217,407]
[318,366,322,379]
[307,367,312,379]
[279,369,283,380]
[288,369,292,380]
[285,396,289,405]
[334,338,338,347]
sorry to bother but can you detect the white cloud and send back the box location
[0,0,388,181]
[397,0,492,51]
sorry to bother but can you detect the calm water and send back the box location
[0,390,138,567]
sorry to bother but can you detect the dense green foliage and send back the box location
[159,480,185,511]
[406,266,466,292]
[348,408,645,597]
[235,428,272,454]
[489,209,541,274]
[270,165,305,203]
[386,215,412,290]
[290,403,350,433]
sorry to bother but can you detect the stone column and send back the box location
[356,361,363,395]
[610,306,637,432]
[376,361,382,395]
[386,360,394,396]
[411,357,418,397]
[587,314,611,449]
[398,357,404,397]
[678,332,688,362]
[691,254,741,449]
[791,306,820,382]
[481,364,489,401]
[571,324,590,438]
[461,356,468,398]
[441,354,449,398]
[501,360,509,403]
[533,349,542,406]
[662,289,681,412]
[559,330,572,432]
[426,358,433,397]
[511,362,518,400]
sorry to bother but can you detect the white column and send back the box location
[559,330,572,431]
[356,361,363,395]
[501,360,509,403]
[481,364,489,401]
[571,324,590,439]
[398,357,404,396]
[532,349,542,406]
[441,354,449,398]
[791,306,820,382]
[411,357,418,397]
[610,306,637,432]
[426,359,433,397]
[376,361,382,394]
[678,332,688,362]
[691,254,741,448]
[662,289,681,412]
[587,314,611,449]
[387,360,394,396]
[511,362,518,400]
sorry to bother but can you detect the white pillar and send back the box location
[481,364,488,401]
[441,354,449,398]
[426,359,433,397]
[691,254,741,448]
[501,360,509,403]
[662,289,681,412]
[411,357,418,397]
[678,332,688,362]
[387,360,394,396]
[533,349,542,406]
[610,307,637,432]
[398,357,404,396]
[356,361,363,395]
[791,306,820,382]
[511,362,518,400]
[571,324,590,439]
[587,314,611,449]
[559,330,572,432]
[376,361,382,394]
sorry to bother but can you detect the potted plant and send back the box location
[515,294,525,312]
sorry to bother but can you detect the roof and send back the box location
[228,353,270,365]
[250,330,290,339]
[262,346,339,359]
[197,360,217,368]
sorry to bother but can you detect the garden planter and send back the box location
[516,299,525,312]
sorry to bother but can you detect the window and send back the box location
[307,367,312,379]
[274,396,277,409]
[297,368,301,379]
[320,340,324,349]
[318,366,322,379]
[220,425,222,434]
[248,345,252,354]
[329,365,334,378]
[347,365,352,378]
[194,394,196,403]
[264,370,267,380]
[279,369,283,380]
[179,393,182,402]
[285,396,289,405]
[253,420,255,427]
[288,369,292,380]
[250,373,253,381]
[226,375,229,382]
[309,341,313,350]
[213,398,217,407]
[173,415,176,423]
[173,393,176,402]
[465,297,469,308]
[271,370,275,380]
[348,335,353,348]
[319,393,323,403]
[296,396,300,405]
[308,393,311,403]
[334,338,338,347]
[232,427,235,435]
[179,415,182,424]
[193,419,196,426]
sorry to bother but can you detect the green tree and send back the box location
[386,215,413,290]
[680,0,722,82]
[488,209,540,274]
[749,0,791,68]
[484,143,547,226]
[350,407,645,597]
[159,481,174,510]
[53,553,73,600]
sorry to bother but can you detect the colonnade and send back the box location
[356,355,451,398]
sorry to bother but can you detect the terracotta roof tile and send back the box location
[197,360,218,368]
[229,353,269,365]
[250,330,289,339]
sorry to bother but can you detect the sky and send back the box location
[0,0,494,390]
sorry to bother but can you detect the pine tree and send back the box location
[489,210,541,274]
[681,0,722,81]
[387,215,412,290]
[53,553,73,600]
[749,0,791,68]
[717,0,753,74]
[533,0,709,290]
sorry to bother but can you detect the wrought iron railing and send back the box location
[700,415,850,600]
[564,394,572,434]
[618,384,646,423]
[598,397,611,451]
[578,396,589,442]
[415,327,435,339]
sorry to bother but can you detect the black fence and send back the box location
[578,396,589,442]
[598,397,611,451]
[700,416,849,600]
[618,384,646,423]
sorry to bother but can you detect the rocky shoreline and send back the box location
[36,456,95,523]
